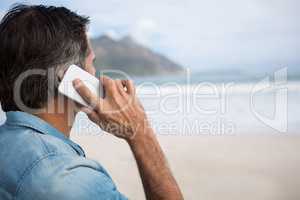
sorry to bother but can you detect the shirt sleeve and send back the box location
[15,153,128,200]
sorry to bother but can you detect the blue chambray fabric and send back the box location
[0,111,127,200]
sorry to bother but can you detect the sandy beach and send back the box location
[72,134,300,200]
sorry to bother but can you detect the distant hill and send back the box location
[91,35,184,76]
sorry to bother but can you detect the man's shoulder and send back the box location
[0,124,127,199]
[0,124,51,168]
[0,124,81,196]
[0,123,79,159]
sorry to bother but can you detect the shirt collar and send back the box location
[5,111,85,157]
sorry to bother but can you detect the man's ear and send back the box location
[56,65,69,83]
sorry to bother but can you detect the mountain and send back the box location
[91,35,184,76]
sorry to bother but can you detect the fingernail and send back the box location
[73,79,81,86]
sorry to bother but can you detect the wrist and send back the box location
[126,121,156,146]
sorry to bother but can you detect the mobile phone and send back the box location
[58,64,103,106]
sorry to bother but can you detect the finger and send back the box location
[100,76,113,88]
[81,107,107,130]
[73,79,101,110]
[73,101,84,112]
[115,79,127,95]
[99,76,116,97]
[74,101,83,109]
[122,80,135,96]
[81,107,100,123]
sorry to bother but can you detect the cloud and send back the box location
[0,0,299,71]
[129,18,160,46]
[102,29,120,39]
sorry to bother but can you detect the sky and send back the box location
[0,0,299,73]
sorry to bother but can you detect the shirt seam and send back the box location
[33,131,51,153]
[5,121,85,156]
[4,123,51,153]
[5,121,46,135]
[14,152,64,199]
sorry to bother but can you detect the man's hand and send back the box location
[73,76,183,200]
[73,76,148,140]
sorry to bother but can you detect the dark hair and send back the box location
[0,4,90,112]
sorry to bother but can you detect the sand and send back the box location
[71,134,300,200]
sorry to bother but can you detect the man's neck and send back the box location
[34,98,74,138]
[36,112,72,138]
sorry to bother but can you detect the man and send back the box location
[0,4,183,200]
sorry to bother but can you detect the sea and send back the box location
[1,71,300,136]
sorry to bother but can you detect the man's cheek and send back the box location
[88,65,96,76]
[91,66,96,76]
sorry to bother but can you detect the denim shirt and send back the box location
[0,111,127,200]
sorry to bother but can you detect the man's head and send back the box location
[0,4,95,112]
